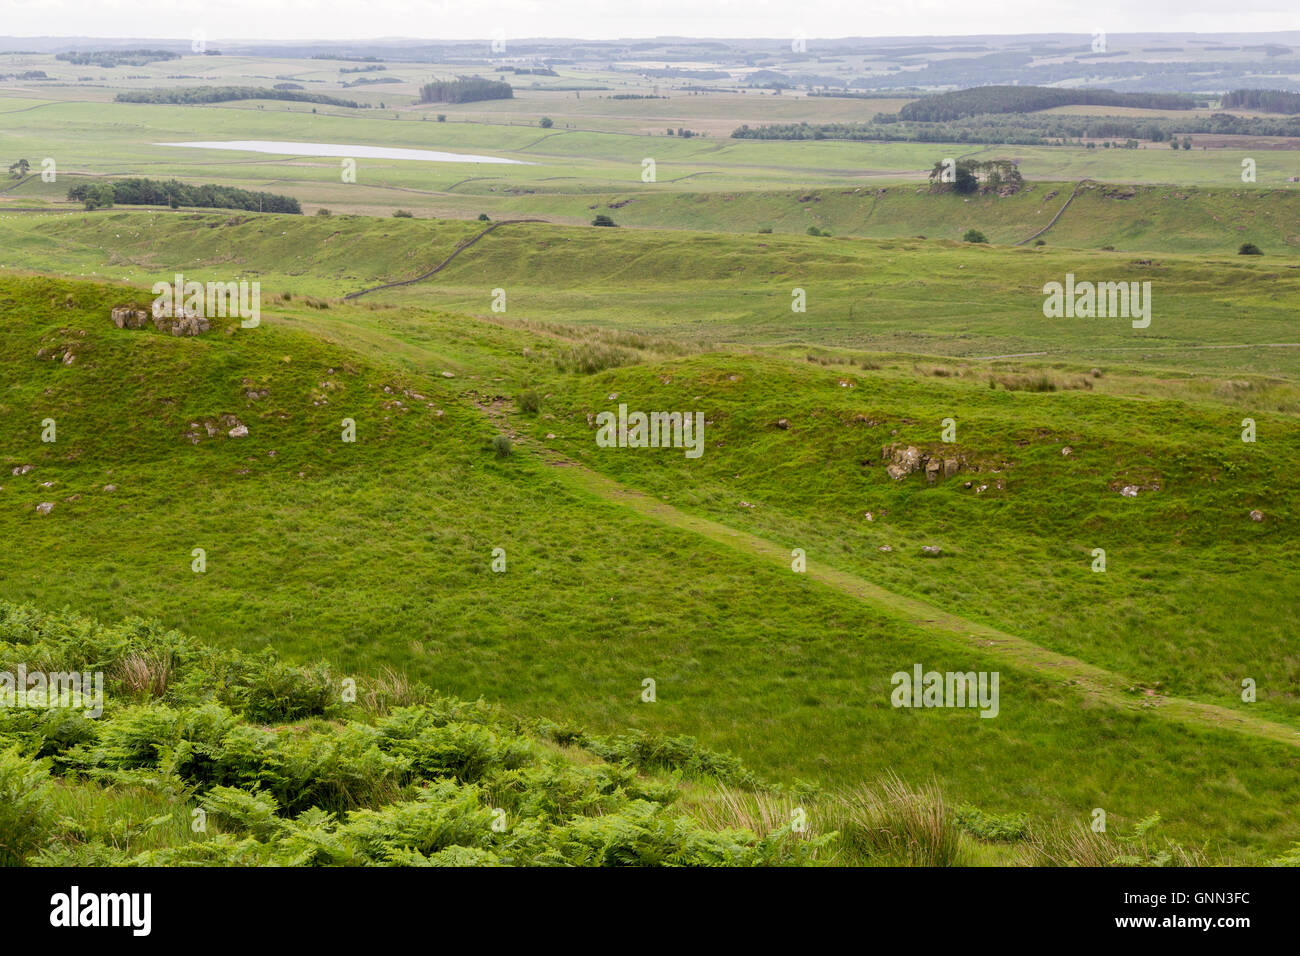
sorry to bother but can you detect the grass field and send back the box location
[3,43,1300,868]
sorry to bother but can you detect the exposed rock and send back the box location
[1250,509,1264,522]
[110,306,152,330]
[111,304,210,336]
[774,418,789,429]
[1120,485,1140,498]
[921,545,942,557]
[12,465,33,476]
[878,545,892,552]
[882,443,969,484]
[883,444,924,480]
[103,484,117,492]
[228,424,249,438]
[36,502,53,515]
[1061,446,1073,457]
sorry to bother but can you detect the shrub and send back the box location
[1239,242,1263,255]
[235,661,337,724]
[962,228,988,243]
[591,214,616,227]
[539,117,553,128]
[392,209,414,218]
[517,388,541,414]
[492,435,512,458]
[955,804,1030,842]
[477,213,490,221]
[0,747,56,865]
[316,208,332,216]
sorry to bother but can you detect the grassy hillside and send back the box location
[3,273,1300,861]
[2,212,1298,385]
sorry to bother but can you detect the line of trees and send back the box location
[418,77,513,104]
[67,178,302,214]
[895,86,1197,122]
[732,110,1300,145]
[56,49,179,67]
[116,86,363,108]
[1221,89,1300,114]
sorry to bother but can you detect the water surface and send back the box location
[156,140,531,165]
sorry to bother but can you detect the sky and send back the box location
[0,0,1296,42]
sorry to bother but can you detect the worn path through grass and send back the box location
[279,306,1300,754]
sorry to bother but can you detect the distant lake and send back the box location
[156,140,533,165]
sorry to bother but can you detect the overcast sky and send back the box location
[1,0,1296,41]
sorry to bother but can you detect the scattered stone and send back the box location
[864,512,874,522]
[925,459,942,484]
[103,484,116,492]
[12,465,33,476]
[607,392,618,401]
[1120,485,1140,498]
[1250,509,1264,522]
[228,425,249,438]
[545,433,556,439]
[36,502,53,515]
[775,418,789,429]
[921,545,942,557]
[878,545,892,552]
[1061,446,1073,457]
[441,371,455,378]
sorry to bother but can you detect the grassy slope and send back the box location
[2,213,1298,384]
[2,273,1300,859]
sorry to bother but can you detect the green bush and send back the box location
[0,747,55,865]
[1238,242,1263,255]
[492,435,512,458]
[962,228,988,243]
[517,388,541,414]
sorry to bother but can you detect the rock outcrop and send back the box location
[882,443,969,484]
[111,305,211,336]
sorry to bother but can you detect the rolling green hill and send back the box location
[3,270,1300,862]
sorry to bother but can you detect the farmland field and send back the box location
[1,21,1299,894]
